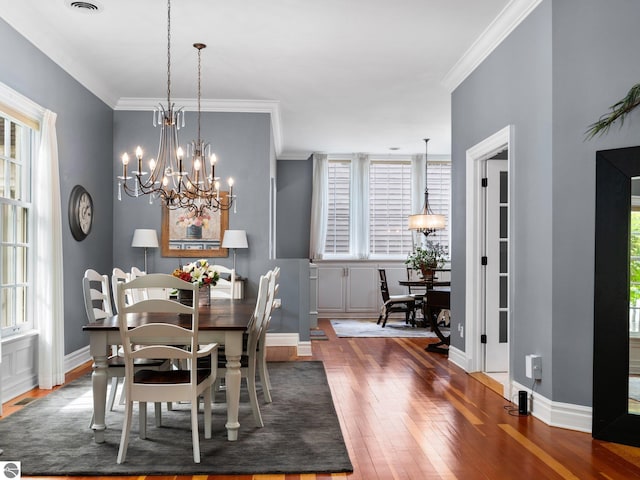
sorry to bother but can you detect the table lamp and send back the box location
[222,230,248,272]
[131,228,159,273]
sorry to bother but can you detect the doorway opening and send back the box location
[465,126,513,399]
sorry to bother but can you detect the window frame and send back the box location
[0,107,36,338]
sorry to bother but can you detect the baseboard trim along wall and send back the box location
[448,346,592,433]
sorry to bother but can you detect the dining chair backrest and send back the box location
[129,266,149,303]
[246,274,271,354]
[116,273,202,379]
[378,268,391,303]
[210,264,235,299]
[111,267,132,314]
[83,268,113,322]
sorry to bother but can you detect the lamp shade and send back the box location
[131,229,159,248]
[408,213,446,231]
[222,230,248,249]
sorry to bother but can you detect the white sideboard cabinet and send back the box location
[316,262,410,317]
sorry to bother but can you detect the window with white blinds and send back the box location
[321,156,451,258]
[324,160,351,254]
[369,161,413,255]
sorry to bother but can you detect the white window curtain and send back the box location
[309,153,328,260]
[350,153,369,259]
[35,110,65,389]
[411,154,426,247]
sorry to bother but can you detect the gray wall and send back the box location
[276,157,312,259]
[0,18,114,355]
[451,0,640,406]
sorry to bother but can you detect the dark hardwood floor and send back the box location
[4,317,640,479]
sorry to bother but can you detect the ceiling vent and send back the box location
[65,1,103,13]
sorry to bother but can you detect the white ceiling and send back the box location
[0,0,513,158]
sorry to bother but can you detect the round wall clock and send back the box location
[69,185,93,241]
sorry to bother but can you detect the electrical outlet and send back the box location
[525,354,542,380]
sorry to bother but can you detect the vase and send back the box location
[420,265,436,283]
[177,285,211,307]
[186,225,202,239]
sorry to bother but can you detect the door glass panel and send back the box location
[1,288,11,328]
[500,241,508,274]
[499,206,508,239]
[499,311,508,343]
[500,171,508,203]
[499,276,507,309]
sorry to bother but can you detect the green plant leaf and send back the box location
[586,83,640,139]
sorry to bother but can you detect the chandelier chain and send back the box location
[166,0,171,106]
[197,46,202,143]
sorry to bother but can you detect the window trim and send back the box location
[0,84,41,339]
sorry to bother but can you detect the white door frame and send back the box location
[465,126,514,391]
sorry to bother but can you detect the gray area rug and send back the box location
[0,362,353,476]
[331,319,446,338]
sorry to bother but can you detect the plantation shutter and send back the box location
[369,161,413,255]
[324,161,351,254]
[425,161,451,247]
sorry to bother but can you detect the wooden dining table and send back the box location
[83,298,254,444]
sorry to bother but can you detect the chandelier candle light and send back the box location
[408,138,446,236]
[117,0,236,216]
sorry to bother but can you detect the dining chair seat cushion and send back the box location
[134,368,212,385]
[386,294,415,303]
[107,356,167,368]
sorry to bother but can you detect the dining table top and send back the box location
[82,298,255,332]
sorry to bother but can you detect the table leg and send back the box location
[424,306,450,354]
[224,332,242,441]
[91,352,109,443]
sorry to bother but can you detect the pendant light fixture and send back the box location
[408,138,446,236]
[117,0,236,215]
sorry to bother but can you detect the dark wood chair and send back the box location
[377,269,417,327]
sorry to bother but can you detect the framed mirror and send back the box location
[160,192,229,258]
[594,145,640,445]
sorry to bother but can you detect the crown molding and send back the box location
[115,98,283,157]
[442,0,543,93]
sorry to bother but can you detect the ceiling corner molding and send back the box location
[277,152,313,161]
[441,0,543,93]
[115,98,283,157]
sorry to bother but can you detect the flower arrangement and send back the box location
[172,259,220,287]
[176,211,211,229]
[405,241,449,272]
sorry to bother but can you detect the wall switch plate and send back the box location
[525,354,542,380]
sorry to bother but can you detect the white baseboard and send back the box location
[511,380,592,433]
[65,345,91,372]
[448,347,592,433]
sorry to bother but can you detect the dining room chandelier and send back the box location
[117,0,236,215]
[408,138,446,236]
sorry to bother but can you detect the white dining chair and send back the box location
[209,264,236,299]
[212,272,271,427]
[82,269,166,424]
[116,273,219,464]
[130,266,149,303]
[259,266,280,403]
[111,267,131,314]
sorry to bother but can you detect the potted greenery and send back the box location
[405,241,449,281]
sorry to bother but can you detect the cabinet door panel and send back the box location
[317,266,346,312]
[347,266,377,312]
